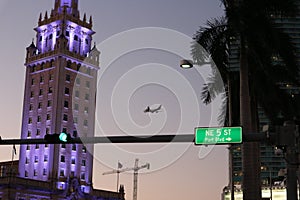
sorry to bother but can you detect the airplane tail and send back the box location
[144,106,150,113]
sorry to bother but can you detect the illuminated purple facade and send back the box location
[7,0,126,199]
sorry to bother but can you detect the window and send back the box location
[77,64,81,71]
[75,91,79,98]
[73,130,78,137]
[26,145,30,150]
[27,131,32,137]
[74,104,79,111]
[66,31,70,37]
[44,155,48,162]
[72,158,76,164]
[39,36,42,42]
[47,114,51,120]
[49,34,53,40]
[48,87,53,94]
[39,89,43,96]
[34,170,37,176]
[46,128,50,134]
[28,118,32,124]
[82,146,86,153]
[66,60,72,68]
[49,74,54,80]
[74,35,78,41]
[84,107,89,114]
[63,114,68,121]
[34,156,38,163]
[73,117,78,124]
[87,68,91,75]
[81,160,86,166]
[37,116,41,122]
[86,81,90,88]
[62,127,67,133]
[36,129,41,136]
[61,155,65,162]
[29,104,33,111]
[64,101,69,108]
[31,78,35,85]
[25,157,29,164]
[85,94,89,101]
[45,143,49,148]
[60,170,64,177]
[40,76,44,83]
[71,171,75,177]
[72,144,76,151]
[84,120,88,126]
[66,74,71,82]
[35,144,39,149]
[80,173,85,180]
[25,171,28,177]
[38,102,42,109]
[47,100,52,107]
[30,91,34,98]
[43,168,47,175]
[65,87,69,95]
[76,78,80,85]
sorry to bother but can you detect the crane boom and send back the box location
[102,167,133,175]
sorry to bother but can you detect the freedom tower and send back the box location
[0,1,125,199]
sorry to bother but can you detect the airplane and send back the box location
[144,105,162,113]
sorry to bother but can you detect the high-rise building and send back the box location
[0,1,125,199]
[225,3,300,198]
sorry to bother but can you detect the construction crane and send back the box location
[102,158,150,200]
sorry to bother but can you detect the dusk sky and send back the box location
[0,1,228,200]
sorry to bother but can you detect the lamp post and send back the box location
[180,59,235,200]
[269,169,272,200]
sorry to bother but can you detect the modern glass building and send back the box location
[227,3,300,195]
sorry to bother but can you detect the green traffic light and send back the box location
[59,132,68,142]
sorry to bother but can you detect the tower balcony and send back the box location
[25,48,99,68]
[38,12,92,30]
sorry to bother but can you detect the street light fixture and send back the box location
[180,59,193,69]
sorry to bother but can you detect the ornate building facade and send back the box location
[0,0,125,199]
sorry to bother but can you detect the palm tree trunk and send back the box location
[239,35,261,200]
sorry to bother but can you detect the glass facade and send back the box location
[228,4,300,189]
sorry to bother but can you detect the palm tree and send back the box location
[192,0,299,199]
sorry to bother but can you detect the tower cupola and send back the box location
[54,0,79,17]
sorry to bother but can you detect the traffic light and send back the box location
[272,121,299,150]
[44,132,72,143]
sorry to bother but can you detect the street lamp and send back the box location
[180,59,193,69]
[179,59,235,200]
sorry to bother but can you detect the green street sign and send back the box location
[195,127,242,145]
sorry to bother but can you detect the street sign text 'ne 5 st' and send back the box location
[195,127,242,145]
